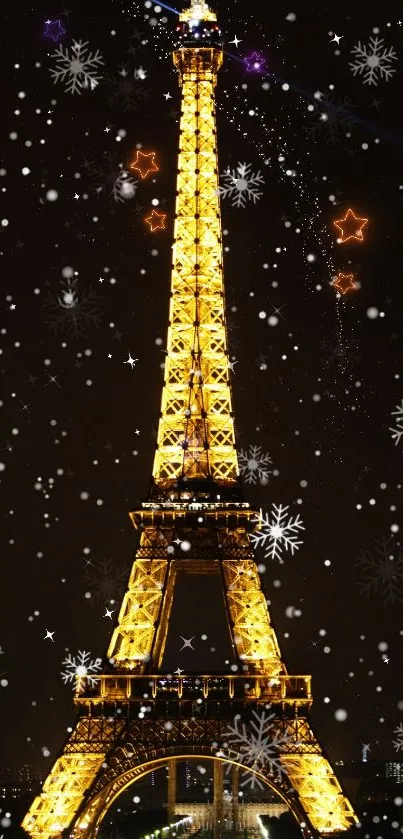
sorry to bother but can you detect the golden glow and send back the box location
[130,150,159,179]
[333,207,368,242]
[179,0,217,23]
[332,271,356,295]
[145,209,166,231]
[152,43,238,489]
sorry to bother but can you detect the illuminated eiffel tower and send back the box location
[22,2,358,837]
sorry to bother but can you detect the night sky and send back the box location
[1,0,403,782]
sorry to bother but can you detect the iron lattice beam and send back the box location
[152,43,238,489]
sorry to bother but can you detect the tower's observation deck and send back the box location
[152,0,239,496]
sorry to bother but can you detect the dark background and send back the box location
[1,0,402,779]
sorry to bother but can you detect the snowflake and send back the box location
[113,170,138,202]
[222,708,288,790]
[219,162,264,208]
[349,36,397,86]
[393,723,403,752]
[389,400,403,446]
[82,557,128,607]
[238,445,272,485]
[250,504,305,563]
[61,650,102,690]
[44,279,102,340]
[83,153,138,203]
[307,94,356,146]
[355,537,403,605]
[321,333,361,369]
[50,40,104,94]
[105,66,150,112]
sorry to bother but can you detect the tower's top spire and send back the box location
[179,0,217,23]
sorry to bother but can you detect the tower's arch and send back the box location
[71,752,305,839]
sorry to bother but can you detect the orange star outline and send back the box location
[130,150,159,179]
[145,209,166,232]
[332,272,356,295]
[333,208,368,243]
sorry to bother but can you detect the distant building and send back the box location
[335,760,403,806]
[0,766,42,802]
[385,762,403,784]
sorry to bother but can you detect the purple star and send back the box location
[244,51,266,73]
[43,18,66,43]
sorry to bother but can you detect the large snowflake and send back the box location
[355,537,403,605]
[105,66,150,112]
[50,40,104,94]
[44,279,102,340]
[308,94,356,146]
[321,332,361,369]
[250,504,304,563]
[82,556,128,607]
[219,162,264,208]
[83,153,138,203]
[389,400,403,446]
[393,723,403,753]
[238,445,272,485]
[222,708,288,790]
[349,36,397,86]
[61,650,102,690]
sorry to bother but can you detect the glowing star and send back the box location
[333,208,368,242]
[180,636,195,650]
[44,18,66,42]
[145,209,166,231]
[332,272,356,295]
[244,52,266,73]
[130,151,159,179]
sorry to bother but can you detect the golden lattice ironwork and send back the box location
[152,12,238,488]
[21,2,358,837]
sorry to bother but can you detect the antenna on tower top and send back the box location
[179,0,217,22]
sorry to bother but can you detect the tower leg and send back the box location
[231,764,239,831]
[213,761,223,839]
[167,759,177,824]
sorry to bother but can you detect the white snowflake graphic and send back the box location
[349,36,397,86]
[219,162,264,208]
[250,504,304,563]
[105,66,150,112]
[83,153,138,203]
[44,278,102,340]
[355,537,403,605]
[61,650,102,690]
[82,556,128,607]
[389,400,403,446]
[393,723,403,752]
[308,94,356,146]
[50,40,104,94]
[113,170,138,202]
[222,708,288,790]
[238,445,272,485]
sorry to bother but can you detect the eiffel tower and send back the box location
[22,2,358,837]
